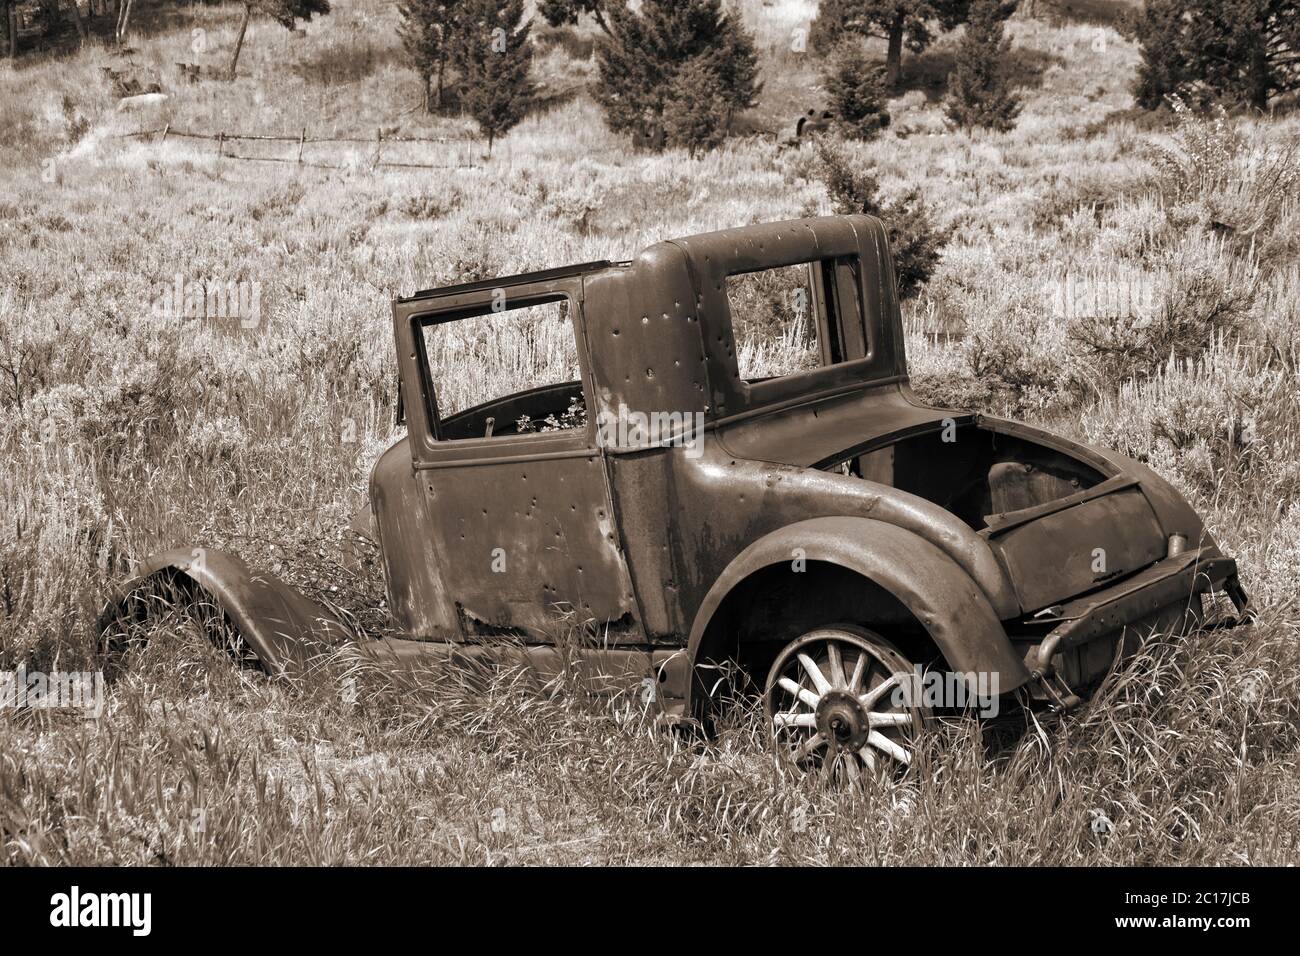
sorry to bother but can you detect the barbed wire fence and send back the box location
[110,126,481,171]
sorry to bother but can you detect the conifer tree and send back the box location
[455,0,535,153]
[942,0,1020,132]
[595,0,760,151]
[399,0,463,112]
[662,59,731,156]
[1131,0,1299,111]
[822,42,891,140]
[538,0,612,36]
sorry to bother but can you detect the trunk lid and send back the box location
[981,476,1168,613]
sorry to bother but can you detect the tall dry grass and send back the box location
[1,0,1298,864]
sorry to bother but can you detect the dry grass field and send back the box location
[1,0,1299,864]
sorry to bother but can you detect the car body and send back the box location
[103,215,1249,774]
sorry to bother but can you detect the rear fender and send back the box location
[98,547,355,677]
[685,517,1030,705]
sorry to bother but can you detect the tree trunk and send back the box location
[65,0,88,44]
[7,5,17,59]
[435,53,446,110]
[422,73,431,112]
[1249,42,1270,112]
[228,3,250,81]
[885,13,904,89]
[115,0,132,44]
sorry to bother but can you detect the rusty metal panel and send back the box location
[98,548,353,676]
[370,437,460,641]
[580,242,710,425]
[607,432,1024,635]
[712,381,964,468]
[419,450,640,639]
[991,487,1166,613]
[682,516,1032,692]
[668,214,904,418]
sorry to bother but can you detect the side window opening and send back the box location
[418,294,587,440]
[728,255,868,381]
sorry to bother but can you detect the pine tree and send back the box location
[595,0,760,151]
[228,0,331,81]
[662,59,731,156]
[538,0,612,36]
[400,0,463,112]
[822,42,890,140]
[815,139,949,298]
[810,0,971,89]
[942,0,1020,132]
[1131,0,1299,111]
[455,0,535,154]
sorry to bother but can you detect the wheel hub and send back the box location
[815,689,870,751]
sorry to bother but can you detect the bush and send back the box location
[1081,343,1300,504]
[661,59,732,156]
[942,0,1020,133]
[822,44,890,141]
[815,139,949,298]
[1146,98,1249,207]
[964,300,1072,417]
[595,0,760,151]
[1068,240,1257,388]
[1147,98,1300,250]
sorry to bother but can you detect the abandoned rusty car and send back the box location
[101,215,1249,778]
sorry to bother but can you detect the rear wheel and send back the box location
[764,624,927,784]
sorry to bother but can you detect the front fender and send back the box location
[686,516,1031,697]
[98,547,355,677]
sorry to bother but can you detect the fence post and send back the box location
[158,123,169,145]
[297,127,306,164]
[217,131,224,160]
[373,128,382,170]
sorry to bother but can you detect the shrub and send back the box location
[943,0,1021,133]
[1146,98,1249,206]
[1068,239,1257,388]
[822,44,890,141]
[594,0,760,151]
[1081,343,1300,504]
[1146,98,1300,256]
[964,300,1072,417]
[661,59,732,156]
[815,139,949,298]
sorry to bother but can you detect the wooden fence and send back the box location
[112,126,479,171]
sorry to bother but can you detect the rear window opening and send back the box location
[821,423,1107,531]
[728,255,868,381]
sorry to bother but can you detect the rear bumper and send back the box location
[1024,546,1247,679]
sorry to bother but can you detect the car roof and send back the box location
[395,216,884,306]
[396,259,618,305]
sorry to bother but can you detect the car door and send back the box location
[392,274,640,643]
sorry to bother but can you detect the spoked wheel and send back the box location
[764,625,928,784]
